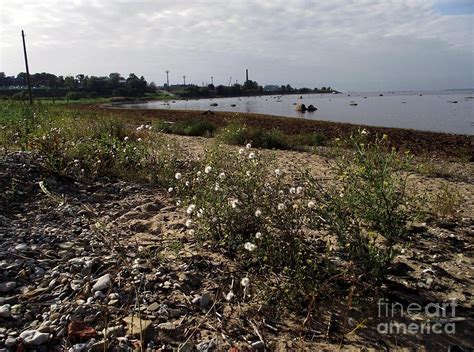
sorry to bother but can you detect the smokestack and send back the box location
[246,69,248,82]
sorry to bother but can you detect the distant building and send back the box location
[263,85,280,92]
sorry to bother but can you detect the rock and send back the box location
[295,103,306,112]
[147,302,160,312]
[0,304,11,318]
[20,330,51,345]
[15,243,28,251]
[5,337,16,347]
[251,340,265,349]
[306,104,317,112]
[210,103,218,107]
[0,281,16,293]
[199,292,212,308]
[92,274,112,291]
[158,322,175,331]
[123,315,153,338]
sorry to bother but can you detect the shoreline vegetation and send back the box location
[0,71,337,102]
[1,101,473,350]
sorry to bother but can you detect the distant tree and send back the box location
[64,76,77,91]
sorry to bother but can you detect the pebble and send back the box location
[19,330,51,345]
[0,282,16,293]
[0,304,11,318]
[92,274,112,291]
[5,337,16,347]
[251,340,265,349]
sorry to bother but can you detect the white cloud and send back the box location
[0,0,472,90]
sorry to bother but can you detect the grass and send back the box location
[216,120,328,150]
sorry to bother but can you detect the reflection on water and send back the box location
[121,90,474,135]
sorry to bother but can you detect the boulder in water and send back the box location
[307,104,317,112]
[295,103,307,112]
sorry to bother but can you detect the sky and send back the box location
[0,0,473,91]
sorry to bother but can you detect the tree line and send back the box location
[0,72,157,99]
[179,80,335,98]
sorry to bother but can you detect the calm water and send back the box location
[121,90,474,135]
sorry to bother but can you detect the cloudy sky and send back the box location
[0,0,472,91]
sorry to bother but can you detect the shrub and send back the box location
[430,184,462,219]
[304,130,419,281]
[171,143,333,306]
[155,119,216,137]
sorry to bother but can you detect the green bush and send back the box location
[305,130,419,280]
[156,119,216,137]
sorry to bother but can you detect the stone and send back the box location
[251,340,265,349]
[5,337,16,347]
[147,302,160,312]
[123,315,153,338]
[306,104,317,112]
[158,322,175,331]
[20,330,51,345]
[0,282,16,293]
[0,304,11,318]
[92,274,112,291]
[199,292,211,308]
[295,103,306,112]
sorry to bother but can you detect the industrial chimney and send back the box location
[246,69,249,82]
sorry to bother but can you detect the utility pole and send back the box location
[21,30,33,104]
[165,70,169,88]
[211,76,214,85]
[183,75,186,86]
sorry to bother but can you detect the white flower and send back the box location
[246,171,251,177]
[145,124,150,129]
[255,209,262,217]
[246,143,252,149]
[175,172,182,180]
[205,166,212,173]
[185,219,192,228]
[255,232,262,239]
[73,159,80,164]
[188,229,195,236]
[176,200,182,206]
[124,136,129,141]
[307,200,315,208]
[219,172,225,180]
[244,242,256,251]
[214,183,220,191]
[296,186,303,194]
[185,181,190,187]
[187,204,196,214]
[225,291,235,301]
[274,168,281,176]
[248,152,255,159]
[289,187,296,194]
[361,129,368,135]
[241,277,250,287]
[136,125,143,131]
[239,148,245,155]
[277,203,285,211]
[197,171,202,176]
[137,138,142,142]
[168,187,173,193]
